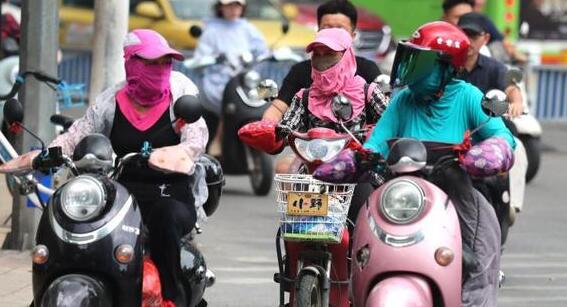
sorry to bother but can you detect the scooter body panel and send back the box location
[352,176,462,307]
[33,182,143,306]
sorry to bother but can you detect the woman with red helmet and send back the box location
[363,21,516,306]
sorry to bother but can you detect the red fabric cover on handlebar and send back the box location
[237,120,284,154]
[142,257,163,307]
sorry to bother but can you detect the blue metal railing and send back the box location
[533,66,567,121]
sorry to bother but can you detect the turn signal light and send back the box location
[115,244,134,264]
[435,247,454,266]
[356,245,371,269]
[31,245,49,265]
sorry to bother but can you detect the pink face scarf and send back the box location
[307,33,366,123]
[124,56,172,106]
[115,56,172,131]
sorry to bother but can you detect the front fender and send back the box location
[365,275,433,307]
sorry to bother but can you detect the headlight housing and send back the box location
[60,176,106,222]
[294,138,347,162]
[380,179,424,224]
[243,70,261,89]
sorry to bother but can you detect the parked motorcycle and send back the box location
[184,25,302,196]
[314,91,511,306]
[0,95,223,306]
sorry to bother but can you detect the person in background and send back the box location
[262,0,380,122]
[473,0,486,12]
[194,0,268,155]
[442,0,475,25]
[444,0,527,63]
[458,12,524,117]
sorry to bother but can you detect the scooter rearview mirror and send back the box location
[332,95,353,122]
[257,79,279,100]
[173,95,204,124]
[505,67,523,85]
[482,89,509,117]
[189,25,203,38]
[281,20,290,35]
[374,74,391,95]
[3,98,24,126]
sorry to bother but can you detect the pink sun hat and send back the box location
[306,28,353,53]
[123,29,184,61]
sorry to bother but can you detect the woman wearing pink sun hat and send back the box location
[1,29,208,306]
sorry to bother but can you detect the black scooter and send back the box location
[183,25,302,196]
[2,96,224,306]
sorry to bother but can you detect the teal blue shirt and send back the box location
[364,80,516,156]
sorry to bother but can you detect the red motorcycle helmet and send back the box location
[390,21,470,88]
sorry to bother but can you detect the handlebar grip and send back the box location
[32,147,65,173]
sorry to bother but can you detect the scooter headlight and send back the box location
[243,70,261,89]
[294,138,347,162]
[380,179,424,224]
[60,176,106,222]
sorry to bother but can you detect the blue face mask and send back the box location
[407,64,445,102]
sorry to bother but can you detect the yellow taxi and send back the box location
[59,0,315,51]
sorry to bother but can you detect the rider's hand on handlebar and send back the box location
[0,150,41,175]
[355,149,383,172]
[507,101,524,118]
[32,147,66,174]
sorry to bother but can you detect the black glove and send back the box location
[354,150,383,172]
[32,147,64,174]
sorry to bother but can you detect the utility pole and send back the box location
[89,0,129,104]
[3,0,59,250]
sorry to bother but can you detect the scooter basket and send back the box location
[274,174,356,243]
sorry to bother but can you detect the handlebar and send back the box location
[0,71,62,100]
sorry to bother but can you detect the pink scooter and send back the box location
[349,139,463,306]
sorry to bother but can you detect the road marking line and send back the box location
[503,253,567,259]
[501,286,567,291]
[217,277,273,285]
[498,296,567,303]
[508,273,567,279]
[502,262,567,268]
[213,266,276,272]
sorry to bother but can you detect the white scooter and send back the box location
[506,67,542,184]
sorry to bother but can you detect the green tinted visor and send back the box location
[390,42,447,88]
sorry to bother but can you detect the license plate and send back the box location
[286,193,328,216]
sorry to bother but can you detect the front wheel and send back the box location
[519,135,541,183]
[248,149,273,196]
[296,273,322,307]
